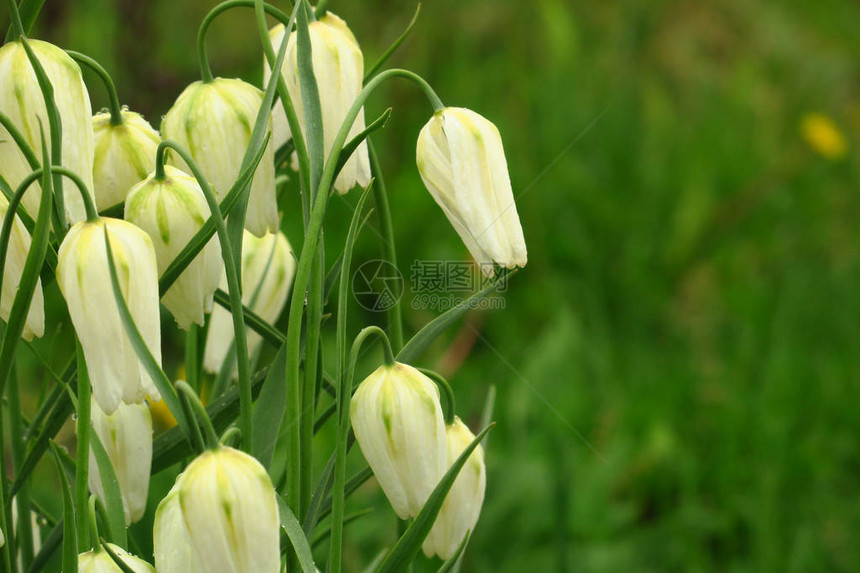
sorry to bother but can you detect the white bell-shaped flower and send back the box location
[125,165,222,330]
[0,38,95,222]
[0,194,44,340]
[422,417,487,559]
[175,446,280,573]
[350,362,447,519]
[264,12,371,194]
[203,229,295,376]
[56,218,162,414]
[92,109,160,209]
[87,397,152,525]
[417,107,527,275]
[78,544,155,573]
[161,78,278,237]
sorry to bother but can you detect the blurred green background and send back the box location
[4,0,860,571]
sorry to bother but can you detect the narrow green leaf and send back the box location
[312,508,374,548]
[213,288,285,346]
[89,431,127,547]
[317,466,373,523]
[334,108,391,178]
[374,423,495,573]
[29,517,63,572]
[276,495,317,573]
[252,342,287,468]
[49,442,77,573]
[364,4,421,81]
[5,0,46,40]
[101,229,196,450]
[0,129,53,404]
[296,0,325,193]
[100,539,137,573]
[437,533,470,573]
[397,271,515,363]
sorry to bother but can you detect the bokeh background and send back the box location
[4,0,860,571]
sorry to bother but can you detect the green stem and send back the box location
[0,396,13,573]
[300,242,323,519]
[176,381,220,449]
[197,0,292,84]
[5,0,24,40]
[66,51,123,126]
[7,167,97,223]
[179,385,206,455]
[88,496,101,550]
[219,426,242,447]
[8,363,34,570]
[185,323,201,393]
[155,140,254,453]
[313,0,329,19]
[75,340,92,551]
[417,368,456,425]
[368,141,403,351]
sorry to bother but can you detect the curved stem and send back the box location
[417,368,456,425]
[10,167,98,222]
[5,0,25,40]
[176,381,220,450]
[197,0,293,83]
[67,51,123,126]
[156,140,254,453]
[314,0,329,19]
[219,426,242,447]
[87,496,101,552]
[75,341,92,551]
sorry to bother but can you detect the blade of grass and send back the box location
[397,271,515,363]
[364,4,421,81]
[374,423,495,573]
[276,495,317,573]
[49,442,77,573]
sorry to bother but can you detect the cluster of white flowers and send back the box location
[0,2,526,570]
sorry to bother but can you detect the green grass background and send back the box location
[4,0,860,571]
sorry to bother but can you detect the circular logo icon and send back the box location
[352,260,404,312]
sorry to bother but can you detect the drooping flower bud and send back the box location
[78,544,155,573]
[92,109,160,209]
[175,446,280,573]
[350,362,447,519]
[416,107,527,275]
[125,165,222,330]
[422,417,487,560]
[264,12,371,194]
[0,194,44,340]
[56,218,162,414]
[161,78,278,237]
[153,486,206,573]
[0,39,96,222]
[203,230,295,376]
[87,397,152,525]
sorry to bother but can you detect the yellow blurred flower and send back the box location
[800,113,848,160]
[149,398,177,432]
